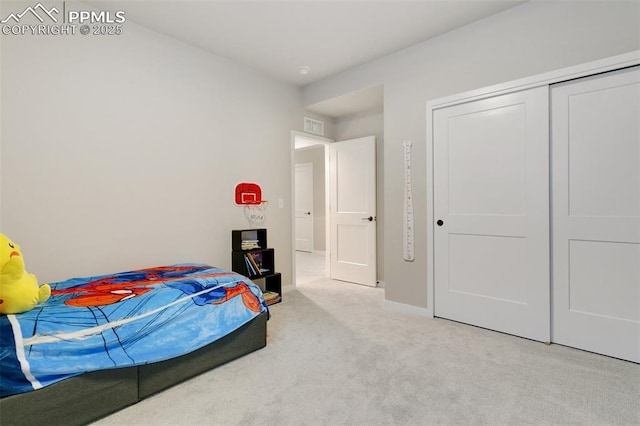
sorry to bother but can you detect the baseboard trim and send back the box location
[383,299,433,318]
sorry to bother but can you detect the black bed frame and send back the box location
[0,311,267,426]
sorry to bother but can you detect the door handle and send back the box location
[305,212,311,215]
[437,220,444,226]
[362,216,374,222]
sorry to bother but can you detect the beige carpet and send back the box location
[94,273,639,425]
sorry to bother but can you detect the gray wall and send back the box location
[294,146,326,252]
[0,12,308,285]
[302,0,640,308]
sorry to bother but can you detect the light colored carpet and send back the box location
[94,256,639,425]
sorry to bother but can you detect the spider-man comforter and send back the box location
[0,264,268,397]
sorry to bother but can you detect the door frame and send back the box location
[291,130,333,286]
[426,49,640,317]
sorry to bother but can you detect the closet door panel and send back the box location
[433,87,550,342]
[551,66,640,363]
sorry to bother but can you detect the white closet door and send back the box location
[433,87,550,342]
[551,67,640,363]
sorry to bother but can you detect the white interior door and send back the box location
[295,163,314,252]
[551,67,640,363]
[433,87,550,342]
[329,136,376,287]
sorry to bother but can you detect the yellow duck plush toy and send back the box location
[0,233,51,314]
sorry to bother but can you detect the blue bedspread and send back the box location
[0,264,268,397]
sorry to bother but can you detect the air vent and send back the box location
[304,117,324,136]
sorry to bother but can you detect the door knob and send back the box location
[362,216,374,222]
[437,220,444,226]
[305,212,311,215]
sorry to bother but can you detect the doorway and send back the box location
[292,132,331,285]
[294,85,384,288]
[292,132,378,287]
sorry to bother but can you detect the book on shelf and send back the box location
[262,291,281,305]
[251,251,261,265]
[244,251,271,276]
[244,255,257,276]
[241,239,260,250]
[245,253,259,276]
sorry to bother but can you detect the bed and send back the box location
[0,264,269,425]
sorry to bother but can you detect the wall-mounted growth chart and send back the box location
[403,140,414,261]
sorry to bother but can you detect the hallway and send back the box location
[295,251,326,285]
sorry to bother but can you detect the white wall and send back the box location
[1,15,305,285]
[302,0,640,308]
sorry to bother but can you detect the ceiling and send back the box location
[306,84,384,118]
[88,1,526,88]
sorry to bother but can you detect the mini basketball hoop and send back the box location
[235,182,262,205]
[235,182,267,225]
